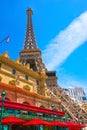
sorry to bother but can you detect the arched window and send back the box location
[12,69,16,75]
[40,105,45,108]
[5,97,10,101]
[0,63,2,68]
[25,75,28,80]
[23,102,29,105]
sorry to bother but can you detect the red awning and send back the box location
[66,122,76,126]
[80,123,86,128]
[2,116,26,125]
[67,122,84,130]
[23,118,49,126]
[69,127,80,130]
[46,120,68,127]
[0,100,65,117]
[74,123,86,128]
[66,122,86,128]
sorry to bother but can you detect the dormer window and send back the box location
[25,75,28,80]
[36,80,39,85]
[0,63,1,68]
[12,69,16,75]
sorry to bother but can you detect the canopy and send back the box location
[0,99,65,117]
[80,123,86,128]
[66,122,86,128]
[66,122,86,130]
[23,118,49,126]
[66,122,76,126]
[74,123,86,128]
[46,120,68,127]
[2,116,25,125]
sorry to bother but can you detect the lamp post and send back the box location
[0,90,6,130]
[76,111,82,130]
[51,104,56,130]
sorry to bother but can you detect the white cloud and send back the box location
[43,11,87,70]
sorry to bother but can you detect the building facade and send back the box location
[64,87,87,103]
[0,8,60,109]
[0,8,87,125]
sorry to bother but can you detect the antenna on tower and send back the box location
[27,0,31,9]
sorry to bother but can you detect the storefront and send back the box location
[0,100,85,130]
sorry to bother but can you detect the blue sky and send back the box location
[0,0,87,94]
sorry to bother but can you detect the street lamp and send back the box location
[51,103,56,130]
[0,90,6,130]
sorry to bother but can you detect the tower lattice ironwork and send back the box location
[20,8,47,72]
[20,8,87,123]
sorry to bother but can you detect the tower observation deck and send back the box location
[20,8,46,72]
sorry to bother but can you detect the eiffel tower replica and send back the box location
[20,8,87,123]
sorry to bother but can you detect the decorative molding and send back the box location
[46,76,57,80]
[0,82,61,104]
[9,80,16,86]
[20,48,41,53]
[3,51,9,58]
[0,76,2,81]
[0,69,33,86]
[23,85,30,91]
[0,69,15,78]
[15,58,21,64]
[0,55,40,79]
[20,78,33,85]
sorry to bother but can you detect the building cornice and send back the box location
[0,82,61,104]
[0,55,41,80]
[20,48,41,54]
[46,77,58,80]
[0,69,33,86]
